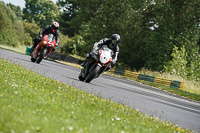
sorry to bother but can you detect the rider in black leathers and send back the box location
[31,22,60,51]
[81,34,120,71]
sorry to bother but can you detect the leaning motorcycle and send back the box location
[30,35,56,64]
[78,45,114,83]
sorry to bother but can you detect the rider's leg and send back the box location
[31,38,39,50]
[31,37,43,50]
[81,53,91,66]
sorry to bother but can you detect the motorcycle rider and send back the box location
[81,34,120,71]
[31,21,60,52]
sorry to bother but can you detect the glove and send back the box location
[91,49,98,55]
[111,60,116,64]
[38,37,43,40]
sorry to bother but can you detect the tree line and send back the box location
[0,0,200,81]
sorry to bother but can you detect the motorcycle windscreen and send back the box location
[45,34,56,47]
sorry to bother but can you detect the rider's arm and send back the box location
[93,38,108,51]
[93,39,103,50]
[112,46,119,64]
[39,25,49,38]
[55,30,60,47]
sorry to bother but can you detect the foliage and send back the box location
[165,46,187,78]
[7,3,23,19]
[61,35,86,56]
[165,29,200,81]
[0,2,35,47]
[58,33,69,53]
[0,2,19,47]
[23,0,61,28]
[58,0,200,80]
[57,0,78,37]
[23,22,40,39]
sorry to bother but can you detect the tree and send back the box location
[23,0,60,28]
[0,2,19,47]
[7,3,23,19]
[57,0,78,36]
[0,1,34,46]
[57,0,200,73]
[23,22,40,39]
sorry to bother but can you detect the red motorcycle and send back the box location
[31,35,56,64]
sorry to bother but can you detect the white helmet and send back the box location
[51,22,59,30]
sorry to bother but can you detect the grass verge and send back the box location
[0,58,193,133]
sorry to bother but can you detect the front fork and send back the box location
[82,58,95,77]
[33,42,43,59]
[33,44,52,59]
[44,47,53,58]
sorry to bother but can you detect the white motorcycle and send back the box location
[78,45,114,83]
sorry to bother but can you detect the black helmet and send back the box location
[111,34,120,45]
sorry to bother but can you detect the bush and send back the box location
[165,28,200,81]
[164,46,188,78]
[61,35,86,56]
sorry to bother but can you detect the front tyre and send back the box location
[85,65,101,83]
[36,48,47,64]
[31,57,36,62]
[78,72,85,81]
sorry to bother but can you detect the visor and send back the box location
[52,26,58,31]
[112,40,118,45]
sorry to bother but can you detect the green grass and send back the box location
[0,58,192,133]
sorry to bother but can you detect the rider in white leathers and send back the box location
[81,34,120,71]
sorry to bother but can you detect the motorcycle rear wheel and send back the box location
[85,65,101,83]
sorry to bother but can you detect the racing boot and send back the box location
[31,44,36,51]
[31,37,42,50]
[81,58,89,67]
[30,43,36,55]
[31,38,38,51]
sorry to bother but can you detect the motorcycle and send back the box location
[30,34,56,64]
[78,45,114,83]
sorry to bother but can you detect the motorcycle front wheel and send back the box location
[78,71,85,81]
[31,57,36,62]
[36,48,47,64]
[85,65,101,83]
